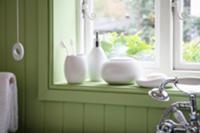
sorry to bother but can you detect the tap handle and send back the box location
[173,108,188,125]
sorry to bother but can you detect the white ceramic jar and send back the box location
[64,55,87,84]
[101,58,143,85]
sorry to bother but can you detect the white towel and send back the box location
[0,72,18,133]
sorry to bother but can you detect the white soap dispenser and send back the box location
[88,32,107,82]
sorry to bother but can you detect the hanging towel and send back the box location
[0,72,18,133]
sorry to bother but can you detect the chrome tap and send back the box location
[149,78,200,133]
[148,78,178,101]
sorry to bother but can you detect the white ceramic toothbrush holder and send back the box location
[64,55,87,84]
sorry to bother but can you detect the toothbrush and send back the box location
[60,39,76,56]
[69,39,76,56]
[60,40,70,54]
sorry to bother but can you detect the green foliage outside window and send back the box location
[181,4,200,63]
[101,32,155,61]
[183,37,200,62]
[96,0,200,63]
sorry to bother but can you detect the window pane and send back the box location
[94,0,155,62]
[182,0,200,63]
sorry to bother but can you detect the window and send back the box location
[82,0,158,68]
[94,0,155,61]
[81,0,200,72]
[51,0,200,85]
[173,0,200,70]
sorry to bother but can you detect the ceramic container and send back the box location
[64,55,87,84]
[101,58,143,85]
[87,32,107,82]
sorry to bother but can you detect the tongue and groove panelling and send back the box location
[0,0,6,70]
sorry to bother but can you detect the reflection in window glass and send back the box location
[94,0,155,62]
[182,0,200,63]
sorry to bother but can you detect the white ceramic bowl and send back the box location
[101,58,143,85]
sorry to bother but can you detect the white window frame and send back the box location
[78,0,200,77]
[77,0,94,54]
[173,0,200,71]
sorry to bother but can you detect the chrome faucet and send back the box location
[149,78,200,133]
[148,78,178,101]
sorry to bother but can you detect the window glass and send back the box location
[182,0,200,63]
[93,0,155,62]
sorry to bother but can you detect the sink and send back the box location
[148,77,200,102]
[175,78,200,95]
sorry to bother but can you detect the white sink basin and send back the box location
[175,78,200,95]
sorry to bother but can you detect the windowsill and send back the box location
[51,81,184,96]
[39,80,200,109]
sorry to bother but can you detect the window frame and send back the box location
[173,0,200,71]
[80,0,200,76]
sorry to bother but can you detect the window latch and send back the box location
[81,0,96,20]
[171,0,188,20]
[171,0,177,9]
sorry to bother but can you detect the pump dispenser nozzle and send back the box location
[95,32,99,47]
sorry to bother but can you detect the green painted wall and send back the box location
[0,0,180,133]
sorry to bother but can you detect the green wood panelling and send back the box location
[126,107,147,133]
[0,0,6,71]
[24,0,44,133]
[147,108,164,133]
[84,104,104,133]
[38,0,49,98]
[105,105,126,133]
[63,103,84,133]
[44,102,63,133]
[1,0,196,133]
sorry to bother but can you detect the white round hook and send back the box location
[12,42,24,61]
